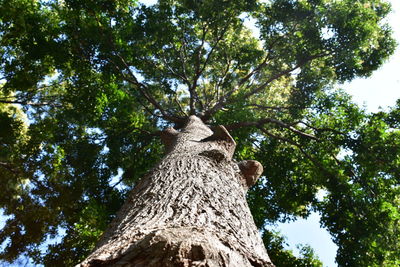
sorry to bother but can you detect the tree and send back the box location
[79,116,274,266]
[0,0,399,266]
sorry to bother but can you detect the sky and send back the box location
[1,0,399,266]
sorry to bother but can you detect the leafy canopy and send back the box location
[0,0,399,266]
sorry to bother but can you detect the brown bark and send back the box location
[78,116,274,267]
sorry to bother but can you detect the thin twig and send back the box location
[225,117,318,140]
[203,53,329,121]
[245,104,306,111]
[258,127,336,180]
[91,12,184,124]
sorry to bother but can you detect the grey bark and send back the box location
[78,116,274,267]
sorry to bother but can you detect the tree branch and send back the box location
[133,54,191,117]
[245,104,306,110]
[296,121,347,136]
[225,117,318,140]
[202,53,328,121]
[214,56,232,100]
[91,13,185,124]
[189,23,209,114]
[243,53,329,99]
[189,23,228,115]
[258,127,337,181]
[174,94,188,117]
[158,54,192,88]
[237,55,270,88]
[0,161,20,175]
[110,52,184,124]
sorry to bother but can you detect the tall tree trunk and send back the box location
[78,116,274,267]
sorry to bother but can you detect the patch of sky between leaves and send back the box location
[1,209,66,267]
[0,211,33,267]
[0,209,13,233]
[109,167,128,191]
[140,0,158,6]
[321,27,336,40]
[239,13,261,39]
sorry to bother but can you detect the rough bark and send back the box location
[78,116,274,267]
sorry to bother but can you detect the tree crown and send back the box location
[0,0,399,266]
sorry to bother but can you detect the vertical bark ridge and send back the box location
[79,116,273,267]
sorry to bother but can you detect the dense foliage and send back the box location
[0,0,399,266]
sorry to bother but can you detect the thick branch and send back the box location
[205,34,285,117]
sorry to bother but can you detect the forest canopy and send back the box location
[0,0,399,266]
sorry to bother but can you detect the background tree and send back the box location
[0,0,399,266]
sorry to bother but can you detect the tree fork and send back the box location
[78,116,274,267]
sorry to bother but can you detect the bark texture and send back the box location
[78,116,274,267]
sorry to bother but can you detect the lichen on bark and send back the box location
[78,116,274,267]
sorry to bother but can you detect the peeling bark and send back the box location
[78,116,274,267]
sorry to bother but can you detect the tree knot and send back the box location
[238,160,263,188]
